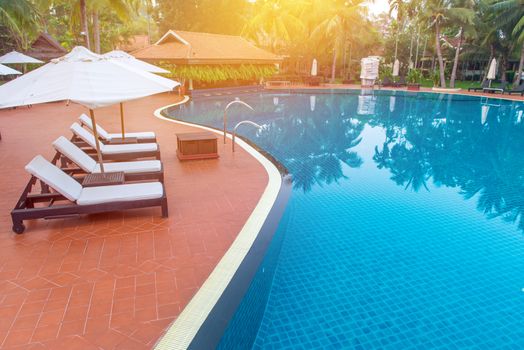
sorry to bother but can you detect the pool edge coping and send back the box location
[266,85,524,102]
[152,95,283,350]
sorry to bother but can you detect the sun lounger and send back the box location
[70,123,160,161]
[468,80,489,92]
[381,76,395,87]
[394,76,407,87]
[11,155,168,234]
[52,136,164,182]
[79,114,156,143]
[483,82,508,94]
[504,82,524,95]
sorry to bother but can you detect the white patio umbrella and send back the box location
[102,50,169,74]
[0,50,43,64]
[0,46,179,173]
[487,58,497,86]
[0,63,21,75]
[311,59,318,76]
[392,59,400,77]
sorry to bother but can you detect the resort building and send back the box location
[132,30,282,90]
[24,32,67,62]
[117,34,151,53]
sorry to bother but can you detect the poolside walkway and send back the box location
[266,83,524,101]
[0,93,268,349]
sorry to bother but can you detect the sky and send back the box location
[365,0,390,17]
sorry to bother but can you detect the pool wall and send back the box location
[152,97,289,349]
[190,176,291,349]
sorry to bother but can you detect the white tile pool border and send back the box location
[152,96,283,350]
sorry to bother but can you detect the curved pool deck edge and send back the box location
[152,97,284,350]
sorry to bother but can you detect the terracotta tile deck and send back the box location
[0,93,268,349]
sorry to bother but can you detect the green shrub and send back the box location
[407,69,423,84]
[157,63,278,82]
[431,70,440,87]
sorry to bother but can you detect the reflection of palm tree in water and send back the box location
[254,95,364,192]
[373,94,524,231]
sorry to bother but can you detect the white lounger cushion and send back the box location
[25,156,163,205]
[77,182,163,205]
[100,142,158,154]
[107,131,156,140]
[53,136,161,174]
[93,160,161,174]
[79,114,156,140]
[25,155,83,201]
[53,136,97,173]
[70,123,158,154]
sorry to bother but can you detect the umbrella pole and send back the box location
[89,109,105,174]
[120,103,125,139]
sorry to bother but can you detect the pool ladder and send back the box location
[232,120,262,152]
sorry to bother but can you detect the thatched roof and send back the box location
[133,30,282,65]
[117,35,150,52]
[24,33,67,61]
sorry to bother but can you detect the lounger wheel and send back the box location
[12,223,25,234]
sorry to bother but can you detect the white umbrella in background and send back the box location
[0,46,179,172]
[0,63,21,75]
[311,59,318,76]
[487,58,497,87]
[481,104,489,124]
[392,59,400,77]
[310,95,316,111]
[0,51,43,64]
[102,50,169,74]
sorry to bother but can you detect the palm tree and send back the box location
[79,0,90,49]
[310,0,367,82]
[241,0,305,52]
[492,0,524,86]
[422,0,475,87]
[449,0,475,88]
[0,0,40,49]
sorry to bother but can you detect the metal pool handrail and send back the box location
[224,99,254,144]
[232,120,262,152]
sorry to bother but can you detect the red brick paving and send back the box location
[0,93,268,349]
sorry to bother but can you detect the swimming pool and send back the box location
[167,90,524,349]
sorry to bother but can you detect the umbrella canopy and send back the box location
[0,50,43,64]
[102,50,169,74]
[0,46,178,109]
[311,59,318,76]
[487,58,497,80]
[392,59,400,77]
[0,63,22,75]
[0,46,179,173]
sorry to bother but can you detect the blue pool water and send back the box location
[168,90,524,349]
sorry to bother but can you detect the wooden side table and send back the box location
[176,132,219,160]
[82,172,125,187]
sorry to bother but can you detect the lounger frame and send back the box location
[79,119,157,143]
[52,151,165,182]
[11,175,168,234]
[70,135,161,161]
